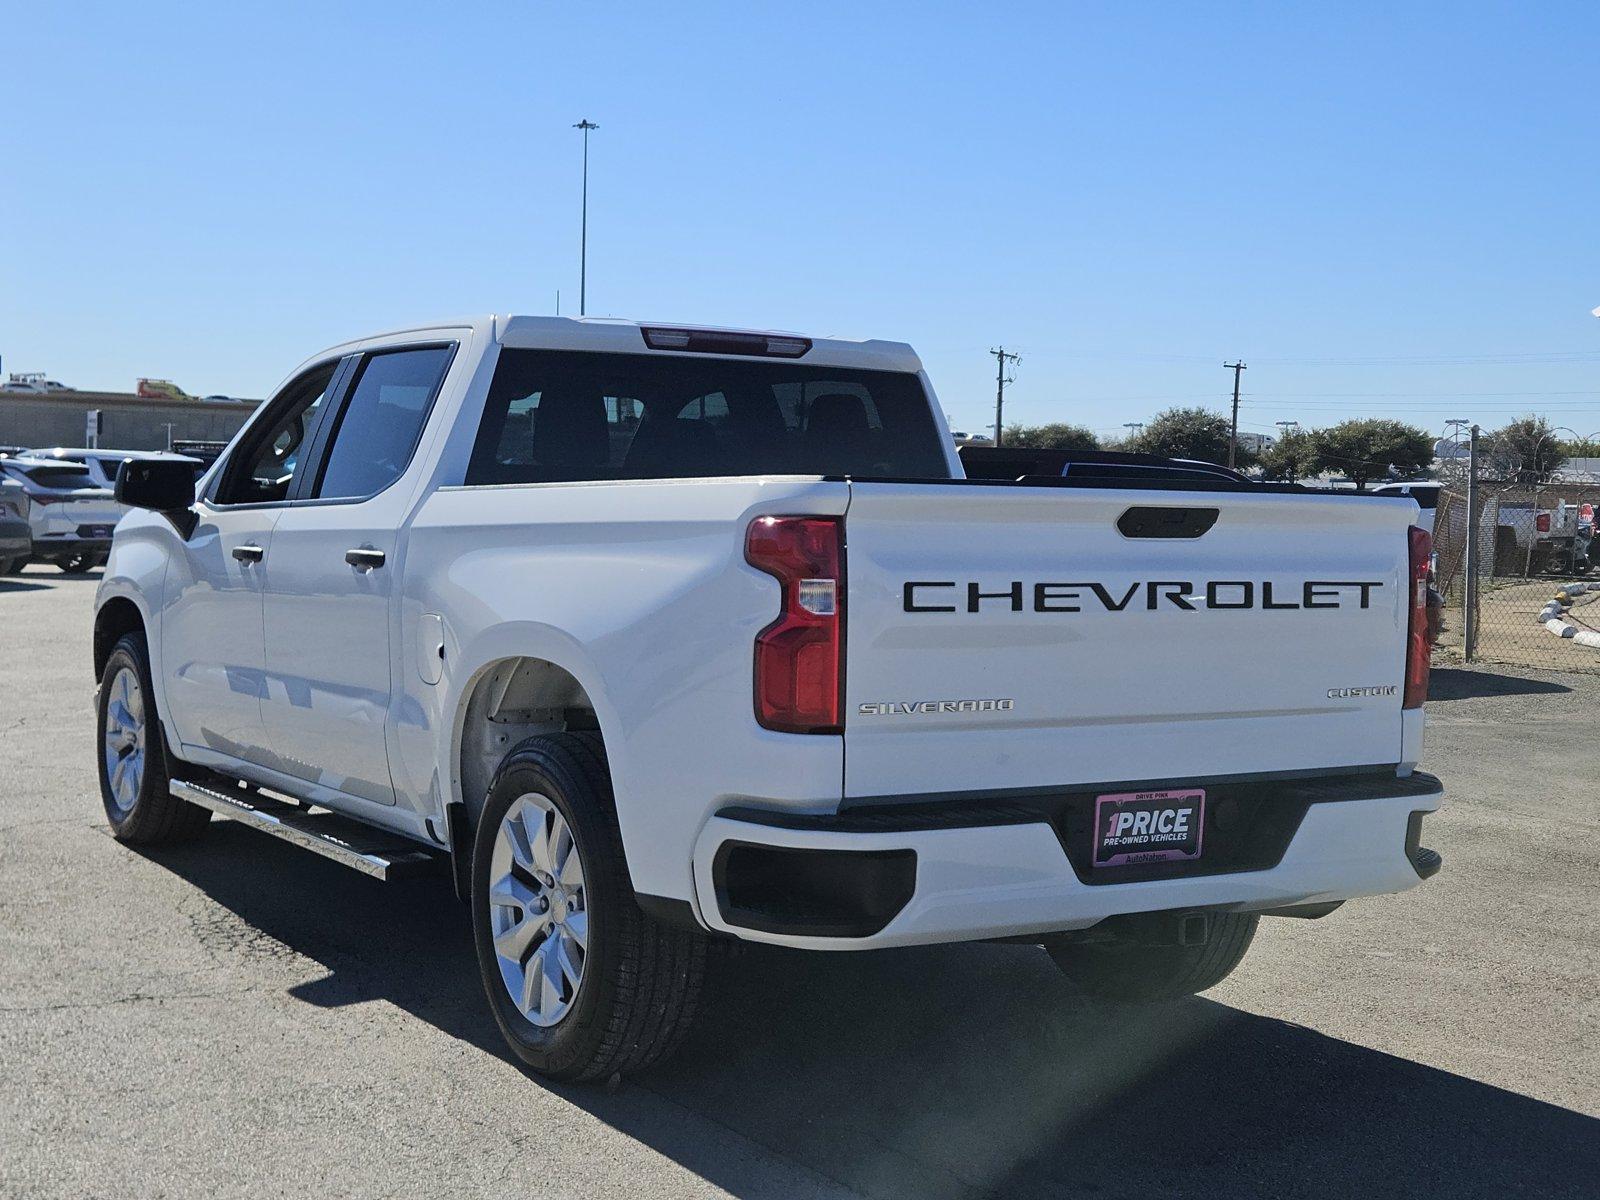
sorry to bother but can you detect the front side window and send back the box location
[215,363,339,505]
[466,350,951,485]
[313,346,454,500]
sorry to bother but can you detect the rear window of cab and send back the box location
[466,349,953,485]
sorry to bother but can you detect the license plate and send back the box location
[81,525,112,538]
[1093,789,1205,867]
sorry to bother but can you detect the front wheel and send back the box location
[471,731,706,1081]
[97,631,210,843]
[1045,911,1259,1002]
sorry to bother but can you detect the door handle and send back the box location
[345,547,386,571]
[232,544,264,564]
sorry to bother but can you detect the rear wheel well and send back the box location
[456,657,604,833]
[94,598,145,680]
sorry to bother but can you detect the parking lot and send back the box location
[1,565,1595,1199]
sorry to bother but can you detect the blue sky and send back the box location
[4,1,1599,443]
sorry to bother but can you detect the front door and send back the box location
[159,503,280,761]
[161,359,344,766]
[260,344,456,807]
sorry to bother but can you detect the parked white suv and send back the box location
[1,456,122,572]
[27,448,202,493]
[93,316,1444,1080]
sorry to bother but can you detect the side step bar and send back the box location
[170,776,443,881]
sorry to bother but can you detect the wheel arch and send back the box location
[93,595,147,681]
[454,649,620,838]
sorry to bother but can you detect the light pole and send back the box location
[574,119,599,315]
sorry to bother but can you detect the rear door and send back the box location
[260,343,456,808]
[841,482,1418,800]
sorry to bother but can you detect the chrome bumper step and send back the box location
[170,776,443,881]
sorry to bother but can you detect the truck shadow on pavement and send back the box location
[140,823,1597,1200]
[1429,667,1573,700]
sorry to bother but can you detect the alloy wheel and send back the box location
[487,792,589,1027]
[103,665,146,816]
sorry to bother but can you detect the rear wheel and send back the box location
[1045,911,1259,1002]
[471,732,706,1081]
[0,556,20,575]
[57,552,94,574]
[97,631,210,843]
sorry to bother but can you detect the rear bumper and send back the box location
[30,533,111,555]
[690,772,1444,950]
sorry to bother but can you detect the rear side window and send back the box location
[466,350,951,485]
[313,346,455,499]
[23,466,93,489]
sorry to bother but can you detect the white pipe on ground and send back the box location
[1535,582,1600,647]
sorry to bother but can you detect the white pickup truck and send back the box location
[94,316,1443,1081]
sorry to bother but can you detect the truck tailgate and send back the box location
[842,482,1418,799]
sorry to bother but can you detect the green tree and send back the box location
[1257,428,1314,481]
[1128,407,1245,467]
[1308,419,1434,489]
[1486,415,1568,483]
[1001,422,1100,450]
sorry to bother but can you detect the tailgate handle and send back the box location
[1116,506,1219,539]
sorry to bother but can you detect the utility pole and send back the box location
[990,347,1020,446]
[1464,424,1480,661]
[1224,361,1247,468]
[1122,421,1144,442]
[573,119,599,316]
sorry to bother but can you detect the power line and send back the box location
[1010,348,1600,367]
[1239,389,1600,400]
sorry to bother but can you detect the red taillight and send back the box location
[745,516,844,733]
[1404,525,1432,710]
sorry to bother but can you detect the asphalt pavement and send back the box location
[1,564,1595,1198]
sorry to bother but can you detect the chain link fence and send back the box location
[1431,477,1600,673]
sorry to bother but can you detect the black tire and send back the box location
[0,556,21,575]
[471,731,706,1081]
[96,631,210,843]
[1045,912,1259,1002]
[57,553,94,574]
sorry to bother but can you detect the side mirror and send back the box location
[115,459,195,512]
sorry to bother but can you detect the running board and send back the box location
[170,776,443,881]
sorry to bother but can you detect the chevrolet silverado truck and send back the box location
[93,316,1443,1081]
